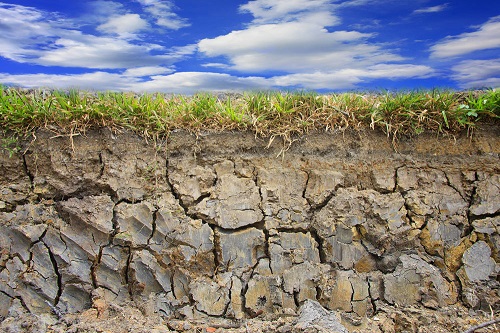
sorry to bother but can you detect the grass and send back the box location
[0,86,499,146]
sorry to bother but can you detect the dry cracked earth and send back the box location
[0,127,499,332]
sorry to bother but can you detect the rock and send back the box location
[419,219,462,258]
[371,166,395,192]
[472,216,499,235]
[129,249,173,297]
[58,195,114,234]
[324,270,353,312]
[57,196,114,258]
[314,188,411,256]
[2,129,500,322]
[282,261,329,303]
[192,173,263,229]
[114,201,155,246]
[189,275,230,316]
[384,254,457,307]
[461,241,496,282]
[258,167,309,229]
[304,170,344,208]
[216,227,265,272]
[295,299,348,333]
[269,231,320,274]
[168,159,216,206]
[94,245,130,301]
[58,283,92,313]
[22,242,59,303]
[396,167,448,192]
[399,168,469,265]
[0,213,47,262]
[324,225,368,270]
[383,266,421,307]
[43,227,94,286]
[0,290,11,319]
[245,274,282,314]
[470,173,500,216]
[151,208,214,274]
[228,275,245,319]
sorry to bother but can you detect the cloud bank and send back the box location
[0,1,498,92]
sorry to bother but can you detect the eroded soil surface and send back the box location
[1,127,499,333]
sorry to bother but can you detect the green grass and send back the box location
[0,86,499,143]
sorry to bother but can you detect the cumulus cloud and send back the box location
[430,16,500,58]
[0,62,435,94]
[0,2,194,69]
[97,14,149,37]
[82,1,128,25]
[0,71,138,91]
[33,33,189,69]
[135,0,190,30]
[0,71,271,94]
[412,3,448,15]
[123,66,174,77]
[270,64,434,89]
[199,22,405,74]
[451,59,500,88]
[0,3,64,62]
[0,0,442,93]
[240,0,338,25]
[198,0,432,85]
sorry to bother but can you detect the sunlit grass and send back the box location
[0,86,498,143]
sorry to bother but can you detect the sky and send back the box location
[0,0,499,94]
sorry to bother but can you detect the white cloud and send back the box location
[334,0,396,8]
[135,0,189,30]
[0,3,63,62]
[0,71,138,91]
[0,0,445,93]
[270,64,434,89]
[451,59,500,88]
[36,33,186,69]
[240,0,338,25]
[0,63,435,94]
[0,71,271,94]
[123,66,174,77]
[412,3,448,15]
[430,16,500,58]
[82,1,127,25]
[137,72,271,93]
[197,1,436,91]
[97,14,149,37]
[0,3,195,69]
[198,21,407,73]
[201,63,231,69]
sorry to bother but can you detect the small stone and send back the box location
[462,241,496,282]
[305,170,344,207]
[295,299,348,333]
[216,227,265,272]
[470,174,500,216]
[192,173,262,229]
[190,277,229,316]
[114,201,154,246]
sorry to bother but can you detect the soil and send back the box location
[1,126,499,333]
[2,298,499,333]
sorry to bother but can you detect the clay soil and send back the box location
[1,127,499,333]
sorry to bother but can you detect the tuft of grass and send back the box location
[0,86,498,145]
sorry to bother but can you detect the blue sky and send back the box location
[0,0,499,94]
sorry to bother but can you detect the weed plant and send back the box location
[0,86,498,143]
